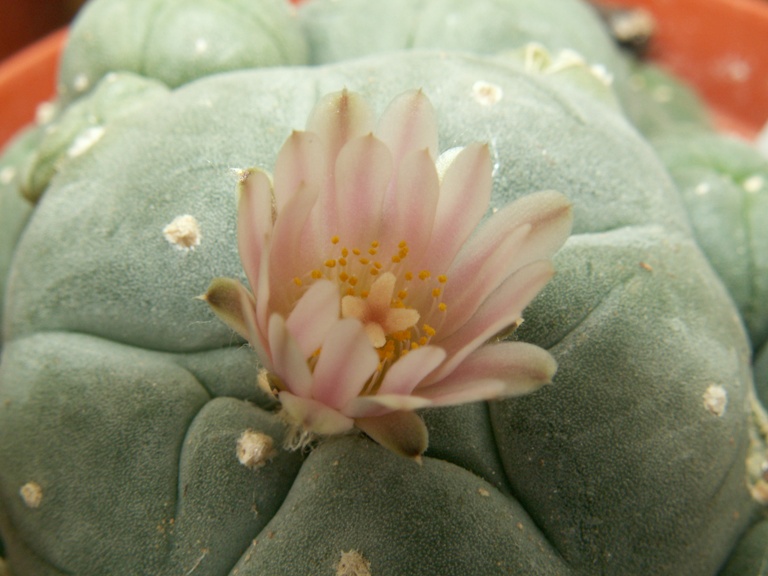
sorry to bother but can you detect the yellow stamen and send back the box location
[423,324,436,337]
[293,277,303,286]
[311,270,323,279]
[438,275,448,284]
[325,259,337,268]
[339,272,349,282]
[331,235,340,244]
[439,303,447,312]
[418,270,431,281]
[432,288,442,298]
[404,272,414,281]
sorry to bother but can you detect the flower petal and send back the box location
[268,313,313,398]
[355,411,428,461]
[268,181,320,313]
[237,168,273,290]
[377,345,447,396]
[428,259,555,384]
[334,134,393,247]
[285,279,340,358]
[272,130,325,212]
[311,319,379,409]
[202,277,252,341]
[279,391,354,436]
[301,90,374,254]
[375,89,438,164]
[443,191,573,333]
[416,341,556,405]
[345,394,433,419]
[425,143,493,271]
[307,89,375,153]
[202,276,271,366]
[378,148,440,263]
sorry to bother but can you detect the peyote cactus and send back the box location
[1,0,767,575]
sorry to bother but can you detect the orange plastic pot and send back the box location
[0,0,766,151]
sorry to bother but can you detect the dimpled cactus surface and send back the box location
[59,0,308,101]
[651,131,768,351]
[0,129,38,339]
[0,1,763,576]
[297,0,629,85]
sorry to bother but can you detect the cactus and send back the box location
[1,0,766,575]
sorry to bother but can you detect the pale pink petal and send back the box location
[376,345,446,396]
[344,394,433,419]
[238,279,271,367]
[237,168,273,290]
[268,313,313,398]
[272,130,325,211]
[301,90,374,248]
[279,391,355,436]
[438,224,530,335]
[285,279,340,358]
[442,191,572,333]
[416,342,556,405]
[267,182,321,314]
[427,260,554,384]
[306,89,375,159]
[254,240,272,353]
[334,134,393,247]
[425,143,493,271]
[378,149,440,262]
[354,410,428,461]
[375,89,438,164]
[311,319,379,409]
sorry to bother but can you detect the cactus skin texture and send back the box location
[0,0,765,575]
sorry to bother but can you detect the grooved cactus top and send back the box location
[0,0,765,575]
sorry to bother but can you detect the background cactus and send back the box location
[1,0,766,574]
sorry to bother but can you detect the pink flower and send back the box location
[204,89,572,460]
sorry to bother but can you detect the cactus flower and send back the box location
[204,89,572,459]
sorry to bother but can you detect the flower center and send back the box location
[292,236,449,368]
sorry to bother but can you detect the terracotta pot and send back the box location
[601,0,768,137]
[0,0,766,150]
[0,29,66,150]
